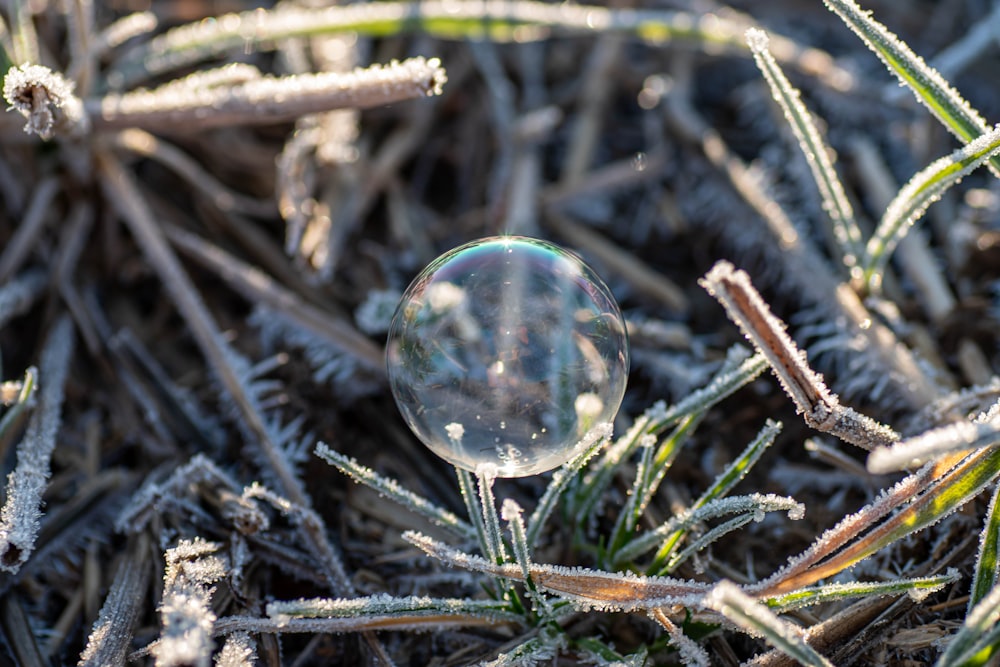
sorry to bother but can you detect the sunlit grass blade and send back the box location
[969,484,1000,612]
[746,28,863,271]
[111,2,852,89]
[617,493,803,565]
[313,442,476,540]
[868,413,1000,474]
[770,447,1000,594]
[766,573,957,613]
[707,581,834,667]
[648,419,781,573]
[861,125,1000,289]
[457,468,490,561]
[822,0,1000,176]
[936,582,1000,667]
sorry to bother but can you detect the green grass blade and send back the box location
[746,28,864,271]
[822,0,1000,176]
[706,581,834,667]
[969,484,1000,613]
[781,447,1000,592]
[111,2,852,90]
[862,124,1000,288]
[648,419,781,573]
[766,573,957,613]
[937,582,1000,667]
[525,423,611,549]
[572,348,767,527]
[616,493,803,565]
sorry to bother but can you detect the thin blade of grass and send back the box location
[313,442,476,541]
[648,419,781,573]
[617,493,804,565]
[746,28,863,271]
[768,447,1000,594]
[862,124,1000,289]
[821,0,1000,176]
[112,2,851,90]
[936,581,1000,667]
[404,530,710,611]
[765,572,957,613]
[267,595,520,623]
[525,423,611,549]
[969,483,1000,613]
[868,414,1000,474]
[0,315,73,572]
[706,581,834,667]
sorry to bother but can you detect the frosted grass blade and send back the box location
[706,581,834,667]
[861,125,1000,289]
[822,0,1000,176]
[314,443,476,540]
[969,484,1000,612]
[766,573,956,613]
[746,28,863,270]
[649,420,781,573]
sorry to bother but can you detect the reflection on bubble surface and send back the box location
[387,237,629,477]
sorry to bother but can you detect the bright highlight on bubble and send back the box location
[386,237,629,477]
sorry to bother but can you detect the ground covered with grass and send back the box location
[3,0,1000,665]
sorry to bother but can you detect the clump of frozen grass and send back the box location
[3,0,1000,664]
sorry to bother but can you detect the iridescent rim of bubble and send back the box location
[386,236,629,477]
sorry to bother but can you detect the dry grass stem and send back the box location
[78,535,152,667]
[701,261,899,450]
[164,224,383,372]
[545,211,688,313]
[91,57,446,132]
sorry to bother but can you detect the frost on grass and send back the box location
[78,543,152,667]
[867,413,1000,473]
[152,538,228,667]
[315,442,476,540]
[706,581,834,667]
[2,64,88,138]
[0,316,74,572]
[92,57,447,131]
[214,632,257,667]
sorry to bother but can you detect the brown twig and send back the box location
[701,261,899,450]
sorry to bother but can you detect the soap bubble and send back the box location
[386,236,629,477]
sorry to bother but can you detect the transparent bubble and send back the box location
[386,236,629,477]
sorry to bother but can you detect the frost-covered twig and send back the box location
[2,64,88,139]
[152,539,228,667]
[90,58,446,132]
[0,315,74,572]
[701,261,899,450]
